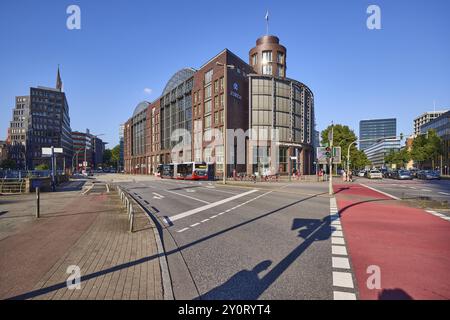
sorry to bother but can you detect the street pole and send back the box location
[36,186,40,218]
[329,126,334,195]
[51,146,56,192]
[347,141,357,182]
[223,63,227,185]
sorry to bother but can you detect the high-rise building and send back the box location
[123,34,315,176]
[7,67,72,170]
[72,130,92,171]
[359,118,396,150]
[119,124,124,171]
[414,110,448,136]
[363,138,401,168]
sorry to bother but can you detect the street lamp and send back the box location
[216,61,235,184]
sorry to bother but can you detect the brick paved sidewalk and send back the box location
[0,187,163,300]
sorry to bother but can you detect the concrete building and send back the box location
[6,67,72,170]
[420,110,450,174]
[72,130,92,172]
[123,34,315,176]
[363,138,401,168]
[359,118,396,151]
[414,110,448,136]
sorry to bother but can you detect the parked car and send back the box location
[395,170,413,180]
[417,170,441,180]
[358,170,366,177]
[409,168,419,178]
[368,169,383,179]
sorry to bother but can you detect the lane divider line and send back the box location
[330,197,357,300]
[359,183,401,200]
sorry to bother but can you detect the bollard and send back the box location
[129,205,134,233]
[36,187,40,218]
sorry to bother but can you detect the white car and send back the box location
[358,170,366,177]
[368,170,383,179]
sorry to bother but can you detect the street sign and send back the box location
[42,147,63,155]
[31,180,43,189]
[317,147,328,164]
[290,156,297,160]
[332,147,342,164]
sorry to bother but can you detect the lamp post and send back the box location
[216,61,235,184]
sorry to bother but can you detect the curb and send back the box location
[115,186,174,300]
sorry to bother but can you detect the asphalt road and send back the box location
[110,178,334,300]
[353,177,450,202]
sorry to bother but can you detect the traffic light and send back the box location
[325,147,332,158]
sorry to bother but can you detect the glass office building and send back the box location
[359,118,396,150]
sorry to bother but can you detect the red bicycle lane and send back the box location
[334,183,450,300]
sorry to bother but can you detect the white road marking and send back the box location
[333,271,354,288]
[177,228,189,233]
[165,190,210,204]
[334,291,357,300]
[167,189,259,222]
[332,225,343,231]
[211,215,219,218]
[190,223,200,227]
[332,257,351,269]
[421,189,431,192]
[439,192,450,196]
[106,184,110,193]
[332,237,346,245]
[332,230,344,237]
[201,219,210,223]
[359,183,401,200]
[332,245,348,256]
[82,184,94,195]
[410,187,417,189]
[186,189,196,193]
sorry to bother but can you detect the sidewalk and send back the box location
[333,183,450,300]
[0,184,163,300]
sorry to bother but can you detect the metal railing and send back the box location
[116,186,135,233]
[0,178,26,193]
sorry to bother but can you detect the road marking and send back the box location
[332,257,351,269]
[334,291,357,300]
[410,187,417,189]
[332,225,343,231]
[332,230,344,237]
[153,192,165,200]
[82,184,94,195]
[359,183,401,200]
[439,192,450,196]
[186,189,196,193]
[106,184,110,193]
[201,219,210,223]
[165,190,210,204]
[210,215,218,219]
[332,245,348,256]
[166,189,259,223]
[177,228,189,233]
[421,189,431,192]
[333,271,354,288]
[190,223,200,227]
[332,237,346,245]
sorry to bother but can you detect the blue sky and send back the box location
[1,0,449,147]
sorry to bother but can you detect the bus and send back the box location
[156,162,215,180]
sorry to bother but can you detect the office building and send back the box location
[420,110,450,174]
[123,34,315,176]
[363,138,401,168]
[359,118,396,150]
[7,67,72,170]
[414,110,448,136]
[72,130,92,171]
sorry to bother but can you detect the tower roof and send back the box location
[56,65,63,92]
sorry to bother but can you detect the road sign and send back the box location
[42,147,63,155]
[317,147,328,164]
[31,180,43,189]
[332,147,342,164]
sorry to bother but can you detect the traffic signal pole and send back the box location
[329,126,334,196]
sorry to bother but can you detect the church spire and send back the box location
[56,64,63,92]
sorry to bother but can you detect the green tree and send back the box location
[321,124,365,170]
[410,129,442,169]
[35,163,49,170]
[0,159,17,169]
[385,149,411,169]
[111,144,120,165]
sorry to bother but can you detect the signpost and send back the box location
[42,146,63,192]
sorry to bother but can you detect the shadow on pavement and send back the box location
[197,216,332,300]
[378,288,413,300]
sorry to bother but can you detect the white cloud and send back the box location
[143,88,153,95]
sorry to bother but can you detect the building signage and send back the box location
[230,82,242,100]
[42,147,63,155]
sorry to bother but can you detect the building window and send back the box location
[277,52,284,64]
[262,51,272,64]
[214,96,219,109]
[262,64,272,75]
[219,94,224,108]
[204,115,211,129]
[204,100,212,114]
[278,66,285,77]
[219,77,224,91]
[204,85,212,100]
[205,69,214,84]
[252,53,258,66]
[214,111,219,125]
[214,80,219,94]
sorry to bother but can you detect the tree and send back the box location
[410,129,442,169]
[35,163,49,170]
[0,159,17,170]
[321,124,364,170]
[385,149,411,169]
[111,144,120,166]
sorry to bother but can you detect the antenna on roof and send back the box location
[265,10,269,35]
